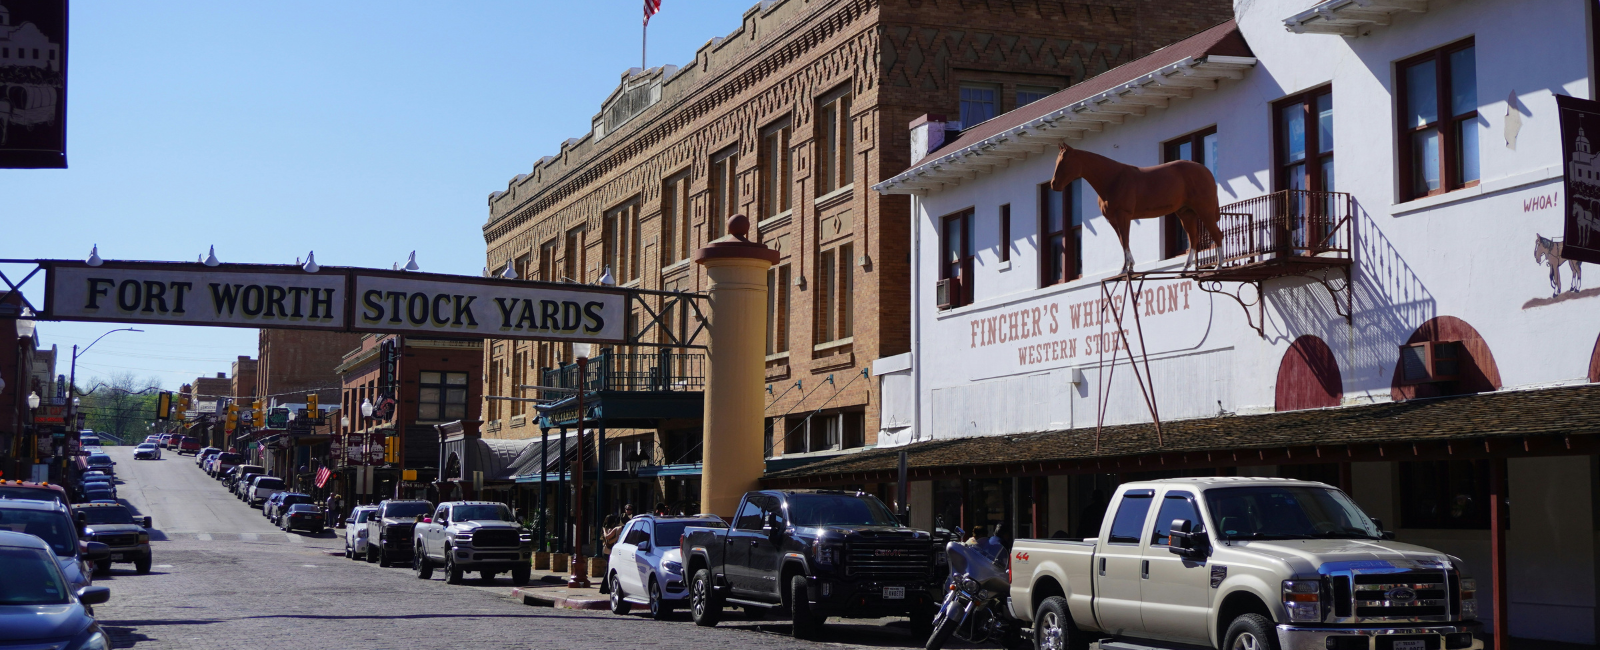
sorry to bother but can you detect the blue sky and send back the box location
[2,0,755,391]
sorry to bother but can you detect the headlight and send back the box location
[961,577,981,595]
[138,533,149,543]
[813,540,839,566]
[68,629,109,650]
[1281,579,1323,622]
[1460,578,1478,619]
[663,560,684,575]
[519,533,534,543]
[457,533,473,541]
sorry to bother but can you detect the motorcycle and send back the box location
[926,535,1027,650]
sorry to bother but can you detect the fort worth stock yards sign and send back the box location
[41,261,627,343]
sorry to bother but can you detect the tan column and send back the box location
[694,215,778,519]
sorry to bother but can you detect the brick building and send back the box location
[255,330,360,406]
[229,356,257,401]
[479,0,1232,498]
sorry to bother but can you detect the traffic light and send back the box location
[178,394,191,422]
[252,400,263,425]
[156,392,173,421]
[306,392,319,418]
[384,436,399,464]
[226,402,239,431]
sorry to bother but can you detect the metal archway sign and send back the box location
[0,259,706,347]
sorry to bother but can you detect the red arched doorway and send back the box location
[1589,332,1600,383]
[1390,316,1502,401]
[1275,335,1342,411]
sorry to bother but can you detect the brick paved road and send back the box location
[93,446,938,650]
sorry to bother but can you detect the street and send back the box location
[92,445,931,650]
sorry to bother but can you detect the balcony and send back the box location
[535,351,706,430]
[1192,190,1354,282]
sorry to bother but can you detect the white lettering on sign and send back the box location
[50,266,348,329]
[968,280,1194,368]
[351,274,625,343]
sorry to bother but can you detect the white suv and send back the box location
[247,475,286,507]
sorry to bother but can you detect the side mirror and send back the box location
[762,512,779,533]
[638,540,652,553]
[1371,518,1396,540]
[142,517,153,529]
[1167,519,1204,557]
[76,585,111,606]
[345,518,354,524]
[84,542,111,562]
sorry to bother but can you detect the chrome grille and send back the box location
[1352,571,1449,619]
[845,541,931,579]
[98,534,139,547]
[470,529,520,548]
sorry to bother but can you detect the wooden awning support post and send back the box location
[1488,457,1510,650]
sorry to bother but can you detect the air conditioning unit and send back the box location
[936,277,960,310]
[1399,341,1461,384]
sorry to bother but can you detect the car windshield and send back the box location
[87,456,111,466]
[255,478,284,490]
[79,507,135,525]
[0,547,70,605]
[1205,486,1381,541]
[452,505,511,522]
[383,503,431,518]
[0,487,65,505]
[654,520,725,546]
[137,444,156,449]
[785,494,900,527]
[0,509,76,555]
[284,495,311,505]
[355,510,374,523]
[217,453,242,464]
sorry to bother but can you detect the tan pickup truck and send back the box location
[1009,477,1483,650]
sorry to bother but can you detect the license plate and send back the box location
[883,586,905,599]
[110,553,124,561]
[1393,641,1426,650]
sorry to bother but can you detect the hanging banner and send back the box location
[1557,95,1600,264]
[47,263,348,330]
[0,0,68,169]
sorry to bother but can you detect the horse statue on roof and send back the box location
[1050,142,1224,274]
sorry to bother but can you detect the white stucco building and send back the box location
[764,0,1600,645]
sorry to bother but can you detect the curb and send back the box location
[510,587,610,610]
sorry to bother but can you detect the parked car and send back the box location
[365,499,432,566]
[79,486,116,504]
[1008,477,1483,650]
[133,443,161,460]
[78,479,116,502]
[211,453,244,479]
[246,476,286,508]
[176,437,201,455]
[84,454,114,477]
[412,501,533,585]
[0,499,108,593]
[682,490,943,639]
[232,473,261,499]
[280,504,325,534]
[265,492,312,524]
[227,464,263,489]
[0,480,71,506]
[0,531,112,649]
[607,514,727,619]
[158,434,173,449]
[196,448,220,466]
[72,503,152,574]
[345,506,379,559]
[143,435,160,444]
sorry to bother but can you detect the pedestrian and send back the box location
[325,493,339,529]
[601,515,622,554]
[653,502,668,516]
[622,503,636,520]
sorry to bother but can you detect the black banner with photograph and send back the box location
[0,0,67,168]
[1558,94,1600,265]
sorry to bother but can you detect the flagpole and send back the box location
[642,18,647,71]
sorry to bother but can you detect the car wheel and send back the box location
[1223,613,1279,650]
[1032,596,1087,650]
[445,554,463,585]
[609,573,631,614]
[415,548,433,579]
[378,543,391,567]
[512,566,530,587]
[134,554,151,575]
[345,540,353,559]
[366,543,378,564]
[648,577,671,620]
[690,568,721,627]
[790,574,820,639]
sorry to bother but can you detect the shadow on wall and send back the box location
[1350,208,1437,394]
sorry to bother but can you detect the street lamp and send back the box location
[360,399,374,417]
[27,392,39,410]
[567,342,592,588]
[69,327,142,427]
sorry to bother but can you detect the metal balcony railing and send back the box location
[1194,190,1354,280]
[539,351,705,399]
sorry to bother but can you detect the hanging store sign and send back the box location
[1558,95,1600,265]
[0,0,68,169]
[36,261,630,344]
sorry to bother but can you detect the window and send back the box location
[1040,181,1082,286]
[1400,460,1498,529]
[661,172,691,265]
[940,209,975,308]
[623,521,650,545]
[418,371,468,421]
[512,253,532,282]
[760,120,792,219]
[734,497,769,530]
[789,411,864,453]
[563,226,587,283]
[1107,491,1154,544]
[816,243,854,342]
[1398,40,1478,200]
[538,239,558,281]
[664,428,701,465]
[816,87,854,195]
[1016,86,1057,107]
[1150,492,1199,546]
[1162,127,1219,258]
[709,148,738,240]
[1275,87,1334,194]
[766,264,791,355]
[960,84,999,126]
[604,200,640,284]
[998,204,1011,263]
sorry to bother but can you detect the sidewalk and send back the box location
[505,566,609,610]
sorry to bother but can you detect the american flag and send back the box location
[644,0,661,25]
[314,466,331,488]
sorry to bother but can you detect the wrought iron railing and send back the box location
[1195,190,1354,272]
[539,350,705,399]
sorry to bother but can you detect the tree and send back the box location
[79,372,161,442]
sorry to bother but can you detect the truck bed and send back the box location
[1009,537,1097,626]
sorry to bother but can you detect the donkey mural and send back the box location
[1050,142,1224,274]
[1535,234,1584,296]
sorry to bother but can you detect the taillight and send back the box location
[1007,551,1013,583]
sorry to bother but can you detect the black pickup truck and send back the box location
[681,490,945,640]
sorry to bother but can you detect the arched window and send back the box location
[1391,316,1501,401]
[1275,335,1342,411]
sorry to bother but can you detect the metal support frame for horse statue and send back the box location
[1094,271,1171,450]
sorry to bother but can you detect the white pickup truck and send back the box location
[1009,477,1482,650]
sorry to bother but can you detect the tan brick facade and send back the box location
[480,0,1230,462]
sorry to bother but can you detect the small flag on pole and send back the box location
[645,0,661,25]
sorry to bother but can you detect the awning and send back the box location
[762,383,1600,487]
